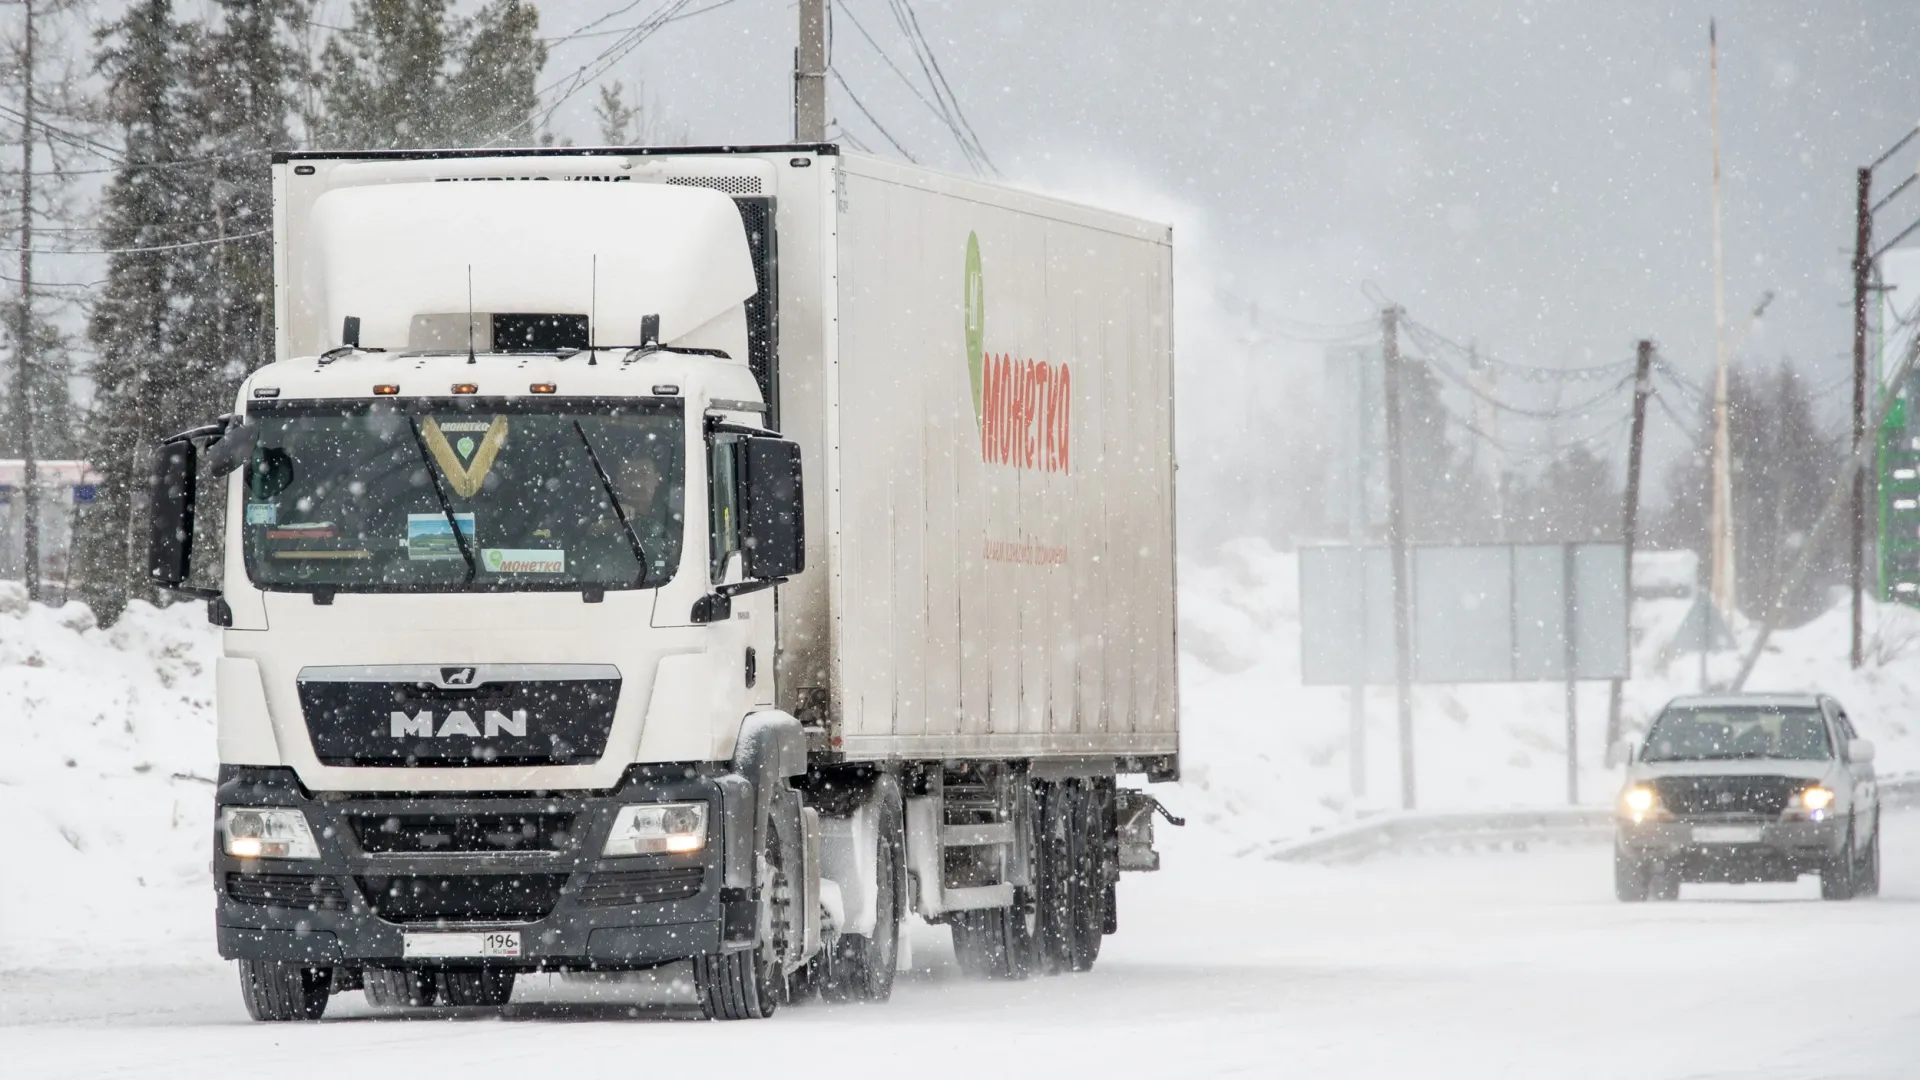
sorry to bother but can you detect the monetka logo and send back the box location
[966,232,1071,474]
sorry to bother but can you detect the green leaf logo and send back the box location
[485,549,504,570]
[964,231,985,428]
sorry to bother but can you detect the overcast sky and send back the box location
[515,0,1920,495]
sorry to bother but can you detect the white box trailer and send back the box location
[272,146,1179,769]
[155,145,1177,1022]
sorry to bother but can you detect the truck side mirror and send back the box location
[1849,738,1875,765]
[147,440,198,589]
[737,438,803,580]
[1605,739,1635,768]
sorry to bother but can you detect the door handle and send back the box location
[745,646,757,689]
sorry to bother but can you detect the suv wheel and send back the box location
[1613,848,1649,903]
[1821,828,1856,901]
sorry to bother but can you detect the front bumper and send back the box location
[1616,816,1844,882]
[213,765,753,970]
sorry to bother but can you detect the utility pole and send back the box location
[1606,340,1655,748]
[793,0,827,143]
[1381,306,1415,810]
[12,0,37,604]
[1707,18,1737,633]
[1851,166,1872,669]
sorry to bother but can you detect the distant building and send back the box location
[0,460,102,602]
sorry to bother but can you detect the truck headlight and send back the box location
[603,803,707,856]
[1794,786,1836,812]
[220,807,320,859]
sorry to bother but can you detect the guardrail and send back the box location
[1262,773,1920,865]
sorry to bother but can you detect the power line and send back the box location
[889,0,995,175]
[0,228,269,256]
[829,67,917,163]
[835,0,969,160]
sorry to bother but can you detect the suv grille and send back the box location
[227,872,349,911]
[357,874,568,923]
[350,813,577,854]
[1653,775,1801,816]
[577,868,704,907]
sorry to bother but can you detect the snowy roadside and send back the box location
[6,538,1919,970]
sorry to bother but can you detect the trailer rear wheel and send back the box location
[363,967,437,1008]
[1067,780,1112,972]
[237,960,330,1022]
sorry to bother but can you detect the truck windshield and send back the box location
[1640,706,1832,763]
[240,398,684,592]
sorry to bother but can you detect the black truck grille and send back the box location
[357,874,568,924]
[226,872,350,911]
[576,868,704,907]
[350,813,577,854]
[298,674,620,767]
[1653,775,1801,816]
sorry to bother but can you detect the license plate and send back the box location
[402,931,521,959]
[1692,825,1764,844]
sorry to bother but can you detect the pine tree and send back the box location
[313,0,546,149]
[72,0,199,622]
[595,82,637,145]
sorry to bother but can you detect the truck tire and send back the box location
[695,808,787,1020]
[823,784,904,1002]
[363,967,438,1008]
[1614,848,1649,902]
[237,959,330,1021]
[1066,780,1110,972]
[437,968,515,1007]
[949,892,1041,979]
[1035,780,1079,973]
[1822,830,1857,901]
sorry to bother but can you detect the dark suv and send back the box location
[1609,693,1880,902]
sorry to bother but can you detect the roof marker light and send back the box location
[373,384,400,396]
[252,387,280,399]
[530,383,557,394]
[653,384,680,395]
[452,383,479,395]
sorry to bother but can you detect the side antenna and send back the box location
[466,264,477,365]
[589,254,598,366]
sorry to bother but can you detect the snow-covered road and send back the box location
[8,817,1920,1079]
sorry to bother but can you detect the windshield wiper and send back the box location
[573,420,651,587]
[407,417,477,584]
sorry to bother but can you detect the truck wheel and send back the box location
[1036,780,1079,973]
[1067,780,1111,971]
[1822,830,1857,901]
[695,811,787,1020]
[823,786,904,1002]
[1614,848,1649,902]
[437,968,515,1007]
[364,967,438,1008]
[237,959,331,1021]
[948,892,1041,979]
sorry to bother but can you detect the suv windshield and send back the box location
[1641,705,1832,763]
[240,398,684,592]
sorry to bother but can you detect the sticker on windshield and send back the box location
[245,502,277,526]
[422,416,508,497]
[482,548,566,574]
[407,513,475,561]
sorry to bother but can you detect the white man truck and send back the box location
[146,145,1179,1021]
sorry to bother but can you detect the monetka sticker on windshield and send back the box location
[244,502,277,525]
[407,513,475,560]
[421,416,508,497]
[482,548,566,574]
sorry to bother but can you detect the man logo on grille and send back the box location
[440,666,478,687]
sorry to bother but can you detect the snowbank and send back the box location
[0,592,218,969]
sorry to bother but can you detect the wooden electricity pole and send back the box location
[794,0,827,142]
[1851,166,1872,668]
[1605,340,1655,748]
[1381,306,1415,810]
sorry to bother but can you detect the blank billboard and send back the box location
[1300,543,1627,685]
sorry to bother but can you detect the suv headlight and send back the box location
[1620,784,1661,823]
[604,803,707,856]
[220,807,320,859]
[1791,786,1836,812]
